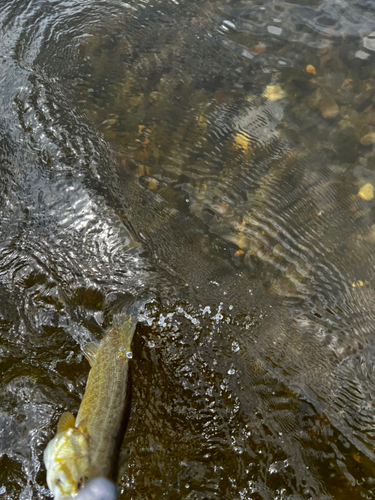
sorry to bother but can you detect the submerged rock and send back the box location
[262,85,286,101]
[318,95,340,119]
[358,183,374,200]
[360,132,375,145]
[306,64,316,75]
[363,32,375,52]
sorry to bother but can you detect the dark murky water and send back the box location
[1,0,375,498]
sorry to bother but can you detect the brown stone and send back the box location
[318,96,339,119]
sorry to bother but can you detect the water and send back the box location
[1,0,375,498]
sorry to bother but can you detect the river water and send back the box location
[1,0,375,498]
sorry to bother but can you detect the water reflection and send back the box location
[1,0,375,498]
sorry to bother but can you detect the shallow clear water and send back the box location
[1,0,375,498]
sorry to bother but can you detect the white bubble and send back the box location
[126,351,133,359]
[232,341,240,353]
[148,340,155,348]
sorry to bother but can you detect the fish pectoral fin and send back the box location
[82,342,99,367]
[57,411,76,434]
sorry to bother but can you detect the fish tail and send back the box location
[112,294,152,351]
[126,295,151,318]
[110,293,153,318]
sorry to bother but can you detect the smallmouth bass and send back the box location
[44,313,137,499]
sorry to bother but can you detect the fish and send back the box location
[44,312,137,499]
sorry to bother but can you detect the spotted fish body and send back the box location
[44,313,137,498]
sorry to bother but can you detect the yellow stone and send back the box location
[197,115,207,128]
[262,85,285,101]
[235,233,249,250]
[149,91,159,101]
[352,280,364,288]
[360,132,375,146]
[142,135,150,147]
[148,178,158,190]
[135,164,145,176]
[358,183,374,201]
[250,43,266,55]
[318,96,339,119]
[234,132,251,150]
[306,64,316,75]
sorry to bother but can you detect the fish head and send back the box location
[44,416,90,499]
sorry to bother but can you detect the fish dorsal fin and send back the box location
[82,342,99,367]
[57,411,76,434]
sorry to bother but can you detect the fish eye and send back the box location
[77,476,88,490]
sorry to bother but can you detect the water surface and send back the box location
[1,0,375,498]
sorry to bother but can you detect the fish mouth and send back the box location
[50,479,79,500]
[52,490,78,500]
